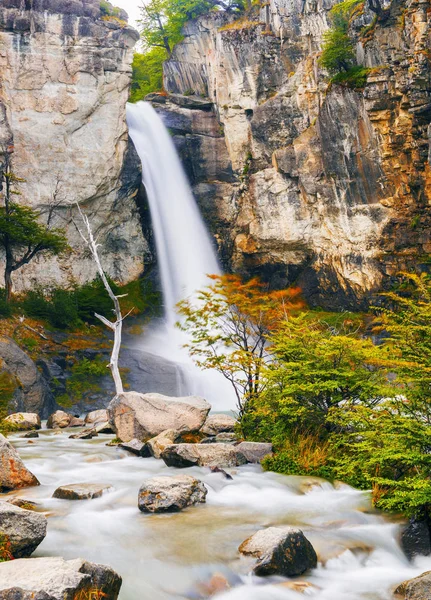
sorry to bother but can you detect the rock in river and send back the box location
[235,442,273,463]
[138,475,207,513]
[118,439,150,457]
[3,413,41,431]
[0,556,122,599]
[85,409,109,425]
[0,501,47,558]
[239,526,317,577]
[161,443,247,468]
[108,391,211,442]
[47,410,72,429]
[201,414,236,436]
[395,570,431,599]
[53,483,113,500]
[147,429,179,459]
[0,434,39,491]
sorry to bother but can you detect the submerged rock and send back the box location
[146,429,179,459]
[201,414,236,436]
[118,439,150,457]
[21,431,39,439]
[69,429,98,440]
[239,526,317,577]
[395,570,431,599]
[108,392,211,442]
[235,442,273,463]
[0,556,122,599]
[53,483,113,500]
[0,501,47,558]
[0,434,39,491]
[3,413,41,431]
[138,475,207,513]
[161,443,247,468]
[47,410,72,429]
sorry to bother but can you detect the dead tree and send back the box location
[74,204,132,396]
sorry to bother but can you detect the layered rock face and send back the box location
[0,0,150,291]
[162,0,431,307]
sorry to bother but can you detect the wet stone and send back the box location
[118,439,150,457]
[53,483,113,500]
[138,475,207,513]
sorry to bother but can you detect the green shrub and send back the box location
[49,289,80,329]
[57,356,109,407]
[0,289,12,319]
[330,65,371,88]
[319,0,362,76]
[21,290,52,321]
[100,1,120,16]
[129,50,166,103]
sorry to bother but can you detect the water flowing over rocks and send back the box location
[239,526,318,577]
[0,501,47,558]
[0,0,150,292]
[0,557,122,600]
[0,434,39,491]
[53,483,113,500]
[138,475,207,513]
[108,392,211,442]
[3,413,41,431]
[201,414,237,436]
[161,443,248,468]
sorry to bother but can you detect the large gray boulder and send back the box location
[0,501,47,558]
[3,413,41,431]
[0,557,122,599]
[146,429,178,459]
[395,570,431,599]
[138,475,207,513]
[0,434,39,491]
[161,443,247,468]
[239,527,317,577]
[201,414,236,436]
[46,410,72,429]
[108,392,211,442]
[235,442,273,463]
[85,409,109,425]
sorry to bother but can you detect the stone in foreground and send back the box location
[53,483,113,500]
[0,434,39,491]
[118,439,150,457]
[3,413,41,431]
[394,570,431,599]
[147,429,178,459]
[138,475,207,513]
[46,410,72,429]
[108,392,211,442]
[235,442,273,463]
[201,414,236,436]
[161,443,247,468]
[239,527,317,577]
[0,556,122,599]
[0,501,47,558]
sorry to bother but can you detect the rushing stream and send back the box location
[7,428,431,600]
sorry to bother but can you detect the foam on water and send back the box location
[6,429,431,600]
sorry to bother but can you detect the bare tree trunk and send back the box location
[74,204,130,396]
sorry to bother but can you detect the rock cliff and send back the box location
[160,0,431,308]
[0,0,151,292]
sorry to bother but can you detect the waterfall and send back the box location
[126,102,220,326]
[126,102,234,410]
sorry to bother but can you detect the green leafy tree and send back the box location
[0,165,68,302]
[177,274,303,414]
[319,0,361,75]
[130,49,166,103]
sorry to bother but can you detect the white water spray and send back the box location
[126,102,234,409]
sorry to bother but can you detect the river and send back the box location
[6,427,431,600]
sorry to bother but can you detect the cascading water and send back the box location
[126,102,235,410]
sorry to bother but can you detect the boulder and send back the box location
[235,442,273,463]
[395,570,431,599]
[108,392,211,442]
[85,409,109,425]
[239,527,317,577]
[53,483,113,500]
[201,414,236,436]
[0,556,122,599]
[161,443,247,468]
[0,434,39,491]
[146,429,178,459]
[46,410,71,429]
[3,413,41,431]
[138,475,207,513]
[95,421,115,434]
[401,517,431,559]
[69,429,98,440]
[69,417,85,428]
[0,501,47,558]
[118,439,150,457]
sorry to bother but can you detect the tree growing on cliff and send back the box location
[177,274,303,414]
[0,164,68,302]
[319,0,360,75]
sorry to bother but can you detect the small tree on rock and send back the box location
[0,163,68,302]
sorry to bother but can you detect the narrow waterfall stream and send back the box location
[126,101,235,410]
[8,428,431,599]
